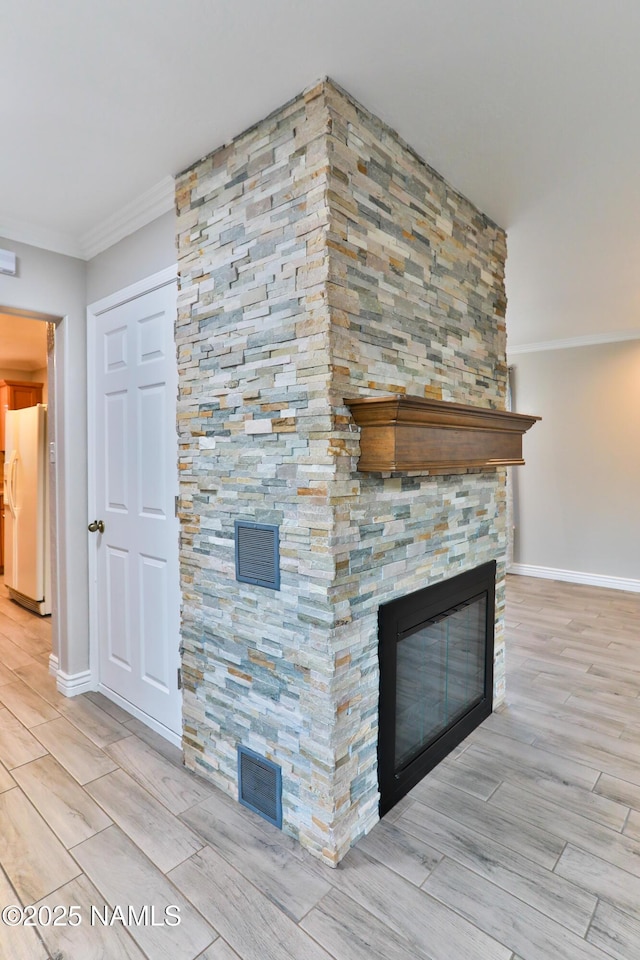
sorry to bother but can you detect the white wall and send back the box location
[0,236,88,675]
[510,340,640,586]
[33,366,48,403]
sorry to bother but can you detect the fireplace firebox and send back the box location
[378,560,496,814]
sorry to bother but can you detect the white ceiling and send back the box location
[2,0,640,346]
[0,314,48,372]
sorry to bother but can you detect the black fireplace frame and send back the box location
[378,560,496,815]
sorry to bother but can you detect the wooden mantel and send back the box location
[345,395,540,473]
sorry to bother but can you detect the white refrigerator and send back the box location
[3,405,51,615]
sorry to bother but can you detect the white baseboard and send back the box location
[48,653,59,677]
[56,668,94,697]
[508,563,640,594]
[97,683,182,749]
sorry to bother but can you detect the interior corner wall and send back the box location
[86,210,176,303]
[0,236,88,675]
[511,340,640,584]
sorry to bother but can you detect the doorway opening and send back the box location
[0,309,59,670]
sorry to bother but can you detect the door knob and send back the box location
[88,520,105,534]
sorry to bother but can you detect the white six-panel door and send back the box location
[89,278,181,738]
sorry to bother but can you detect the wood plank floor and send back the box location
[0,574,639,959]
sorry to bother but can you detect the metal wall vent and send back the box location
[237,746,282,828]
[234,521,280,590]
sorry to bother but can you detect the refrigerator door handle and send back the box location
[6,452,18,519]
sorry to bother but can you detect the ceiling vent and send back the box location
[234,520,280,590]
[237,746,282,829]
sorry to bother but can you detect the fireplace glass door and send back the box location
[395,595,486,768]
[378,561,495,814]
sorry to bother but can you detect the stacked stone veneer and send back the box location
[176,79,508,866]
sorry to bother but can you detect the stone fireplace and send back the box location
[176,79,511,865]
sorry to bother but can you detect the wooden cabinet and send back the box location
[0,380,44,451]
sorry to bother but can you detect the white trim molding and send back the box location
[88,264,177,316]
[80,176,175,260]
[508,330,640,356]
[508,563,640,594]
[97,684,182,748]
[1,176,175,261]
[56,668,94,697]
[0,217,84,259]
[48,653,59,677]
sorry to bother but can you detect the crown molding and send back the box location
[79,175,175,260]
[1,175,175,262]
[508,329,640,356]
[0,217,84,259]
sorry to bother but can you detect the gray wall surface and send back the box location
[511,340,640,581]
[86,211,176,303]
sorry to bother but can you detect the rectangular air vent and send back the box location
[238,746,282,828]
[234,520,280,590]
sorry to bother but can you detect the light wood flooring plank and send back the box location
[397,796,596,936]
[520,655,591,678]
[0,759,15,792]
[0,632,38,669]
[481,708,539,744]
[0,787,81,902]
[0,867,48,960]
[85,690,134,724]
[0,679,60,727]
[558,641,640,670]
[13,660,67,708]
[488,780,640,877]
[466,730,600,790]
[12,755,112,848]
[36,874,147,960]
[324,847,511,960]
[534,727,640,789]
[73,825,215,960]
[594,773,640,812]
[86,768,204,872]
[423,856,612,960]
[408,777,565,869]
[0,661,18,685]
[169,845,333,960]
[490,769,628,832]
[0,619,50,659]
[57,695,130,747]
[489,783,640,870]
[587,661,640,686]
[351,818,442,886]
[181,790,331,921]
[379,794,413,825]
[0,706,48,769]
[504,694,627,740]
[31,716,117,784]
[106,734,214,814]
[555,844,640,922]
[301,888,433,960]
[196,942,240,960]
[568,674,640,700]
[122,717,184,765]
[586,900,640,960]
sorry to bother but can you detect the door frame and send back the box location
[86,265,181,746]
[0,307,64,673]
